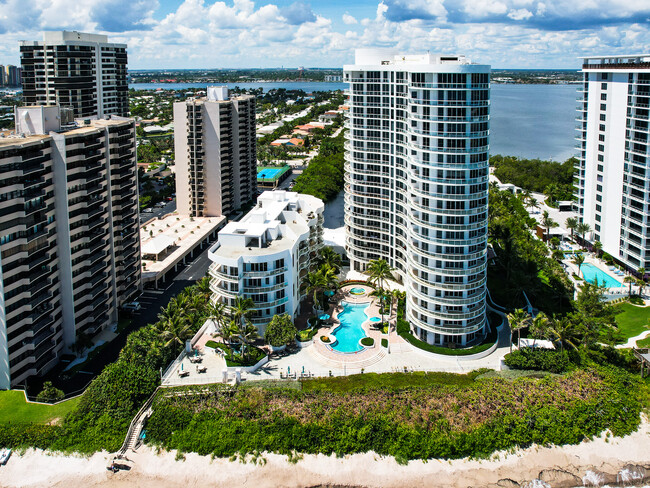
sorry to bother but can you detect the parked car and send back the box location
[155,201,166,208]
[142,207,153,213]
[121,302,141,312]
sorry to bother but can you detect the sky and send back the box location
[0,0,649,69]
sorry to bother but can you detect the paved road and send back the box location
[140,199,176,224]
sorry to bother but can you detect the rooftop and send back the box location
[141,214,227,281]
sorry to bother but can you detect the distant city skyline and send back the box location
[0,0,649,70]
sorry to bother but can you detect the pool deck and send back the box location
[564,254,631,295]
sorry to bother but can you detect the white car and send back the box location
[121,302,141,312]
[142,207,153,213]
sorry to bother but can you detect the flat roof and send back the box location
[141,214,227,281]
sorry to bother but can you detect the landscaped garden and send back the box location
[0,390,81,425]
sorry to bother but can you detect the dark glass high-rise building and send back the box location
[20,31,128,118]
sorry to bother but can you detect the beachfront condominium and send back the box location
[343,49,490,347]
[0,106,141,389]
[20,31,128,118]
[174,86,257,217]
[575,55,650,270]
[207,190,324,333]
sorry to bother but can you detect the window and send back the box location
[600,103,607,111]
[597,164,604,172]
[599,124,606,131]
[598,144,605,152]
[601,93,607,101]
[599,134,605,142]
[600,114,606,121]
[596,184,603,192]
[601,82,608,90]
[598,154,604,162]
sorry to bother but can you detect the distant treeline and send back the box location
[491,154,576,201]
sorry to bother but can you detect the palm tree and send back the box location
[530,312,549,349]
[638,267,646,281]
[316,246,342,274]
[528,197,539,213]
[221,320,239,346]
[576,222,591,246]
[624,275,635,297]
[592,240,603,258]
[636,278,646,298]
[231,297,255,326]
[541,210,558,242]
[547,315,579,351]
[366,259,396,325]
[237,320,260,362]
[572,253,585,277]
[303,270,328,312]
[206,301,227,333]
[506,308,532,353]
[196,276,212,300]
[156,315,192,348]
[565,217,578,240]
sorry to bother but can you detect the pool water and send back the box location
[369,317,381,323]
[350,287,366,295]
[331,301,368,353]
[581,263,622,288]
[257,168,282,180]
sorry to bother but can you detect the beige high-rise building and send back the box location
[174,86,256,217]
[0,106,140,389]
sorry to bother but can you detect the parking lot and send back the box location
[140,198,176,224]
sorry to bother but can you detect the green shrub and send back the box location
[36,382,65,403]
[360,337,374,347]
[504,348,572,374]
[296,328,317,342]
[629,295,644,305]
[381,338,388,348]
[320,336,331,343]
[265,314,297,347]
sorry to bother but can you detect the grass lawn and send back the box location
[0,390,81,424]
[615,303,650,343]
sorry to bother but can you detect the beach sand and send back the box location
[2,415,649,488]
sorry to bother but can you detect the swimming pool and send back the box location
[257,168,282,180]
[581,263,622,288]
[349,287,366,296]
[331,301,368,353]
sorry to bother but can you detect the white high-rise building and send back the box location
[343,49,490,346]
[575,55,650,270]
[20,31,128,118]
[174,87,257,217]
[208,191,324,333]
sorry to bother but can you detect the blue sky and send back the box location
[0,0,649,69]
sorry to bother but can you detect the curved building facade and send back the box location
[343,49,490,346]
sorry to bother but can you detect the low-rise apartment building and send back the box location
[207,191,324,332]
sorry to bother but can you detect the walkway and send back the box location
[616,330,650,349]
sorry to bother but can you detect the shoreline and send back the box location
[2,415,649,488]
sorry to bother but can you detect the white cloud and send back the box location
[343,13,358,25]
[508,8,534,20]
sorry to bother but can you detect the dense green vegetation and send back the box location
[504,349,572,373]
[143,367,642,461]
[491,155,576,203]
[488,186,573,312]
[0,279,213,453]
[288,130,345,202]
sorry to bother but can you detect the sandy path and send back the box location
[2,416,649,488]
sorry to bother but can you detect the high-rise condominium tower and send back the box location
[343,49,490,347]
[20,31,128,118]
[174,87,257,217]
[575,55,650,270]
[0,106,140,389]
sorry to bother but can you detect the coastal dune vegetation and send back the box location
[143,367,642,461]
